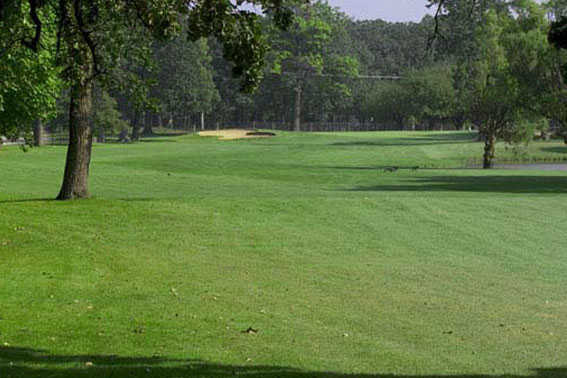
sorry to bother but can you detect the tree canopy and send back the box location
[0,3,61,140]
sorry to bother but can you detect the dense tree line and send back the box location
[44,1,445,136]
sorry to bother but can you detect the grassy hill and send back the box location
[0,131,566,377]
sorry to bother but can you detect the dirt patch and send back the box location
[199,129,275,140]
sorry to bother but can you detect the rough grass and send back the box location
[0,131,566,378]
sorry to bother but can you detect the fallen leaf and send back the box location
[133,326,145,334]
[242,327,258,334]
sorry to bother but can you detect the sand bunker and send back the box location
[199,129,276,140]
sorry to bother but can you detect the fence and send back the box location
[38,120,465,145]
[217,121,372,132]
[215,120,460,132]
[45,132,69,145]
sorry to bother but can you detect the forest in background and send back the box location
[4,0,567,165]
[40,0,438,138]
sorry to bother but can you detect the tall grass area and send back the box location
[0,131,566,377]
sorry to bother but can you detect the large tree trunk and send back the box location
[131,113,141,141]
[57,79,94,200]
[483,132,496,169]
[143,113,156,136]
[96,125,106,143]
[294,85,302,132]
[33,119,44,146]
[200,112,205,131]
[132,123,140,141]
[184,115,189,131]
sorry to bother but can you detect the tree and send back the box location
[544,0,567,141]
[348,16,439,76]
[362,81,411,129]
[466,9,530,168]
[404,64,456,130]
[1,0,299,200]
[0,4,61,145]
[360,64,455,131]
[92,89,129,143]
[155,37,219,131]
[267,1,358,131]
[207,37,257,126]
[431,0,553,168]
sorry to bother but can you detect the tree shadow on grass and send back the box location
[0,198,54,204]
[331,133,477,147]
[0,347,565,378]
[321,166,448,171]
[146,132,188,138]
[542,146,567,154]
[348,176,567,194]
[136,139,178,143]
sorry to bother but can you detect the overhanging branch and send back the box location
[22,0,42,51]
[73,0,103,80]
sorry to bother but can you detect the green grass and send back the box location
[0,131,566,378]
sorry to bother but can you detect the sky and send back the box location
[240,0,436,23]
[326,0,434,22]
